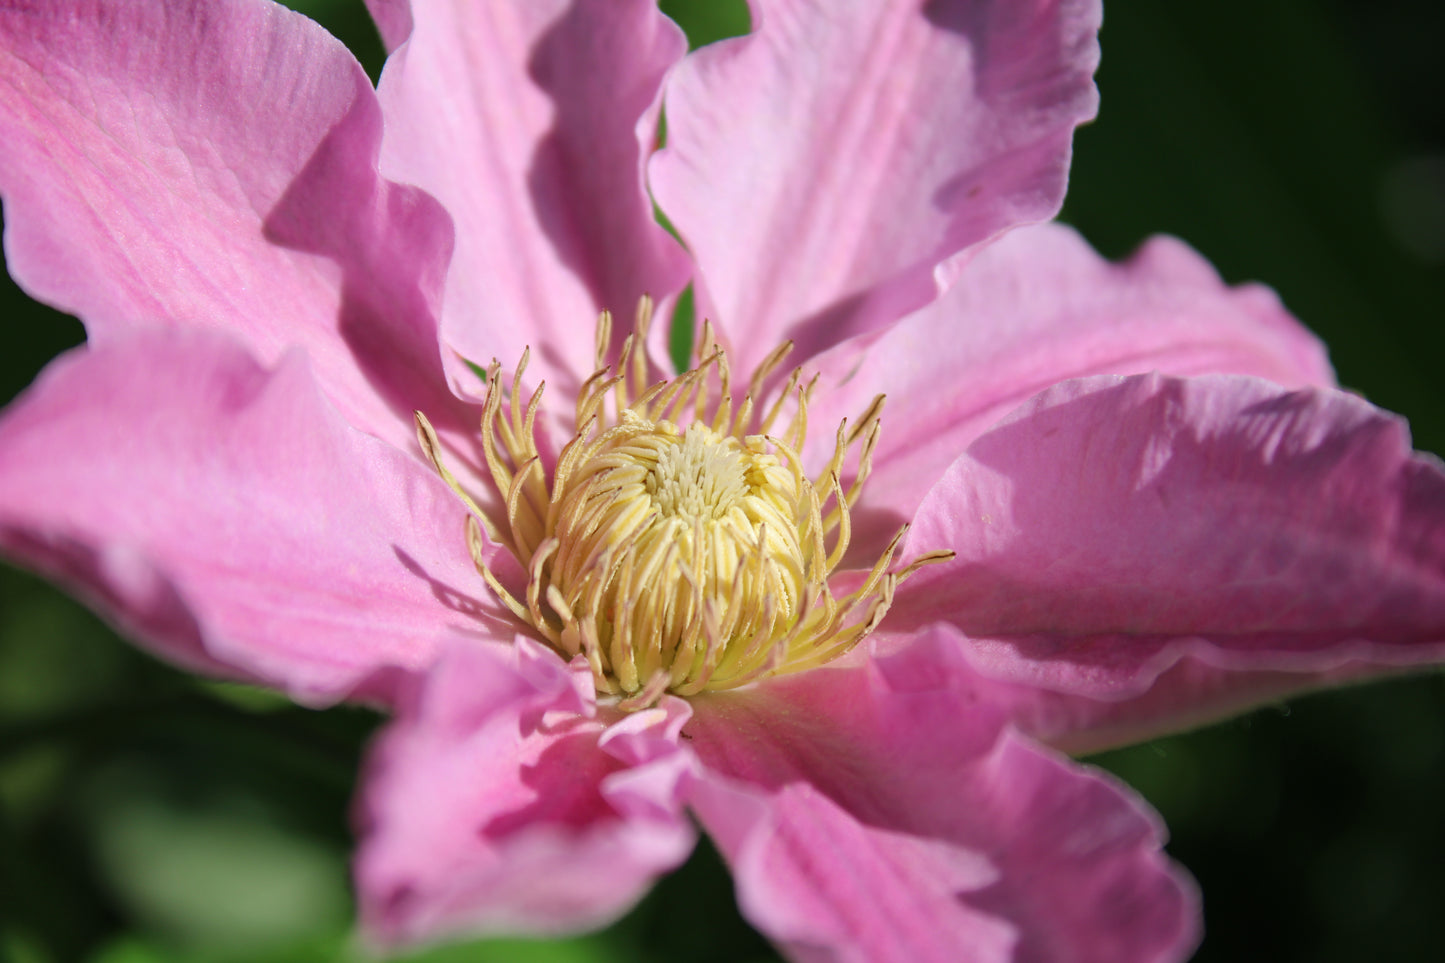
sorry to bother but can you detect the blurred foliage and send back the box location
[1,1,1443,962]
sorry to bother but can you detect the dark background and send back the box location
[1,2,1442,961]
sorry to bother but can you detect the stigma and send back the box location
[416,299,950,709]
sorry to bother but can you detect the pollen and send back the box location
[416,299,951,709]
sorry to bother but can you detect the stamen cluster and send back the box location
[417,300,948,709]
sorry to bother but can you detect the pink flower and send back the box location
[2,2,1444,961]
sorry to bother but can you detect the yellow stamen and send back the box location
[417,297,951,708]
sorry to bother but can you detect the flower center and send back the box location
[416,299,949,709]
[644,422,752,521]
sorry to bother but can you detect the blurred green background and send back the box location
[2,2,1443,961]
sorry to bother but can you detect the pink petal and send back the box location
[356,637,696,944]
[910,622,1394,757]
[650,0,1102,373]
[0,330,485,705]
[686,633,1197,963]
[363,0,413,52]
[0,0,467,453]
[890,372,1445,726]
[369,0,691,398]
[804,223,1336,551]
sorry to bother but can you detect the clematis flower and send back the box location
[2,1,1444,961]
